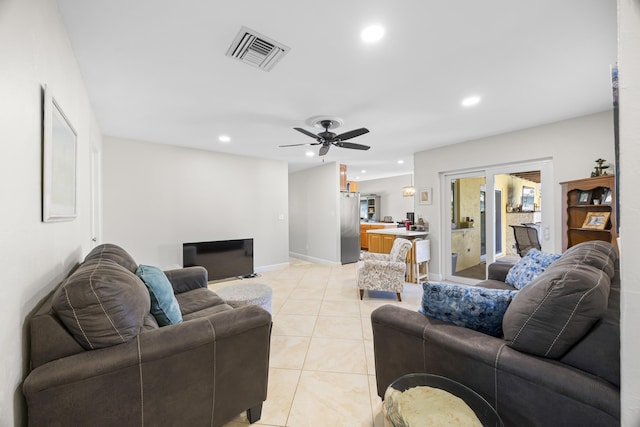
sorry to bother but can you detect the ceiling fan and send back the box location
[280,119,370,156]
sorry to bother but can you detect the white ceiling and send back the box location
[56,0,617,181]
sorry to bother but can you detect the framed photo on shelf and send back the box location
[577,190,592,205]
[418,187,433,205]
[602,189,612,205]
[582,212,610,230]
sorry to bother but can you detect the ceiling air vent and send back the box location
[226,26,290,72]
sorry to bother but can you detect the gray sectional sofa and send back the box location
[23,243,272,427]
[372,241,620,426]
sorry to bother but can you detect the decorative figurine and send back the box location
[592,158,609,177]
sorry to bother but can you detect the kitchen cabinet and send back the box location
[560,175,618,251]
[360,224,386,249]
[340,164,347,192]
[368,233,396,253]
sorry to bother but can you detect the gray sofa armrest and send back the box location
[23,305,272,427]
[487,261,514,281]
[164,266,208,293]
[371,304,506,398]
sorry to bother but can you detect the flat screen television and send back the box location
[183,238,254,281]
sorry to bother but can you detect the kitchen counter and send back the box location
[360,222,397,227]
[366,228,428,237]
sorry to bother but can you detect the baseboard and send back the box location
[255,262,290,273]
[288,252,342,267]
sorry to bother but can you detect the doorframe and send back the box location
[440,159,553,283]
[90,146,102,248]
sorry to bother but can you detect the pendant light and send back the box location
[403,174,415,197]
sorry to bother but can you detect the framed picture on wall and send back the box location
[521,186,535,211]
[42,84,77,222]
[418,187,433,205]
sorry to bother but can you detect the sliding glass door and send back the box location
[446,172,488,284]
[442,160,552,284]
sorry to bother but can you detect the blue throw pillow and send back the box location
[136,264,183,326]
[419,281,517,336]
[505,249,561,290]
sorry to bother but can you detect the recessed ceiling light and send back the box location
[218,135,231,143]
[361,170,367,173]
[461,96,481,107]
[397,160,404,164]
[305,151,315,157]
[361,25,385,43]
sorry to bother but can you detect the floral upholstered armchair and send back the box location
[356,238,412,301]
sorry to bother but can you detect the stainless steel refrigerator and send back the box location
[340,192,361,264]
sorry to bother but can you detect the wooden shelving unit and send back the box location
[560,175,617,251]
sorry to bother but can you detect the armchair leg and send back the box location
[247,403,263,424]
[396,292,402,302]
[359,289,364,300]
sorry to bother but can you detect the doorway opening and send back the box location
[443,161,550,283]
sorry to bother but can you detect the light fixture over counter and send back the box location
[402,186,415,197]
[403,174,415,197]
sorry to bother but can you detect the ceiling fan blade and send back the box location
[279,143,317,147]
[335,142,371,150]
[319,145,330,156]
[294,127,320,140]
[335,128,369,141]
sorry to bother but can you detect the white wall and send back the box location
[414,111,614,277]
[0,0,101,424]
[619,0,640,425]
[357,174,415,223]
[102,136,290,271]
[289,162,341,264]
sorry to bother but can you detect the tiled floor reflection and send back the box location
[211,258,423,427]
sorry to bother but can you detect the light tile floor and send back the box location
[209,258,424,427]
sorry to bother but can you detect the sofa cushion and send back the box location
[84,243,138,273]
[182,303,233,321]
[505,248,561,290]
[420,281,517,336]
[136,264,183,326]
[502,246,614,358]
[52,259,150,350]
[175,288,226,315]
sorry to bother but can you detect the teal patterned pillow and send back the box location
[419,281,518,336]
[136,264,183,326]
[505,249,561,290]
